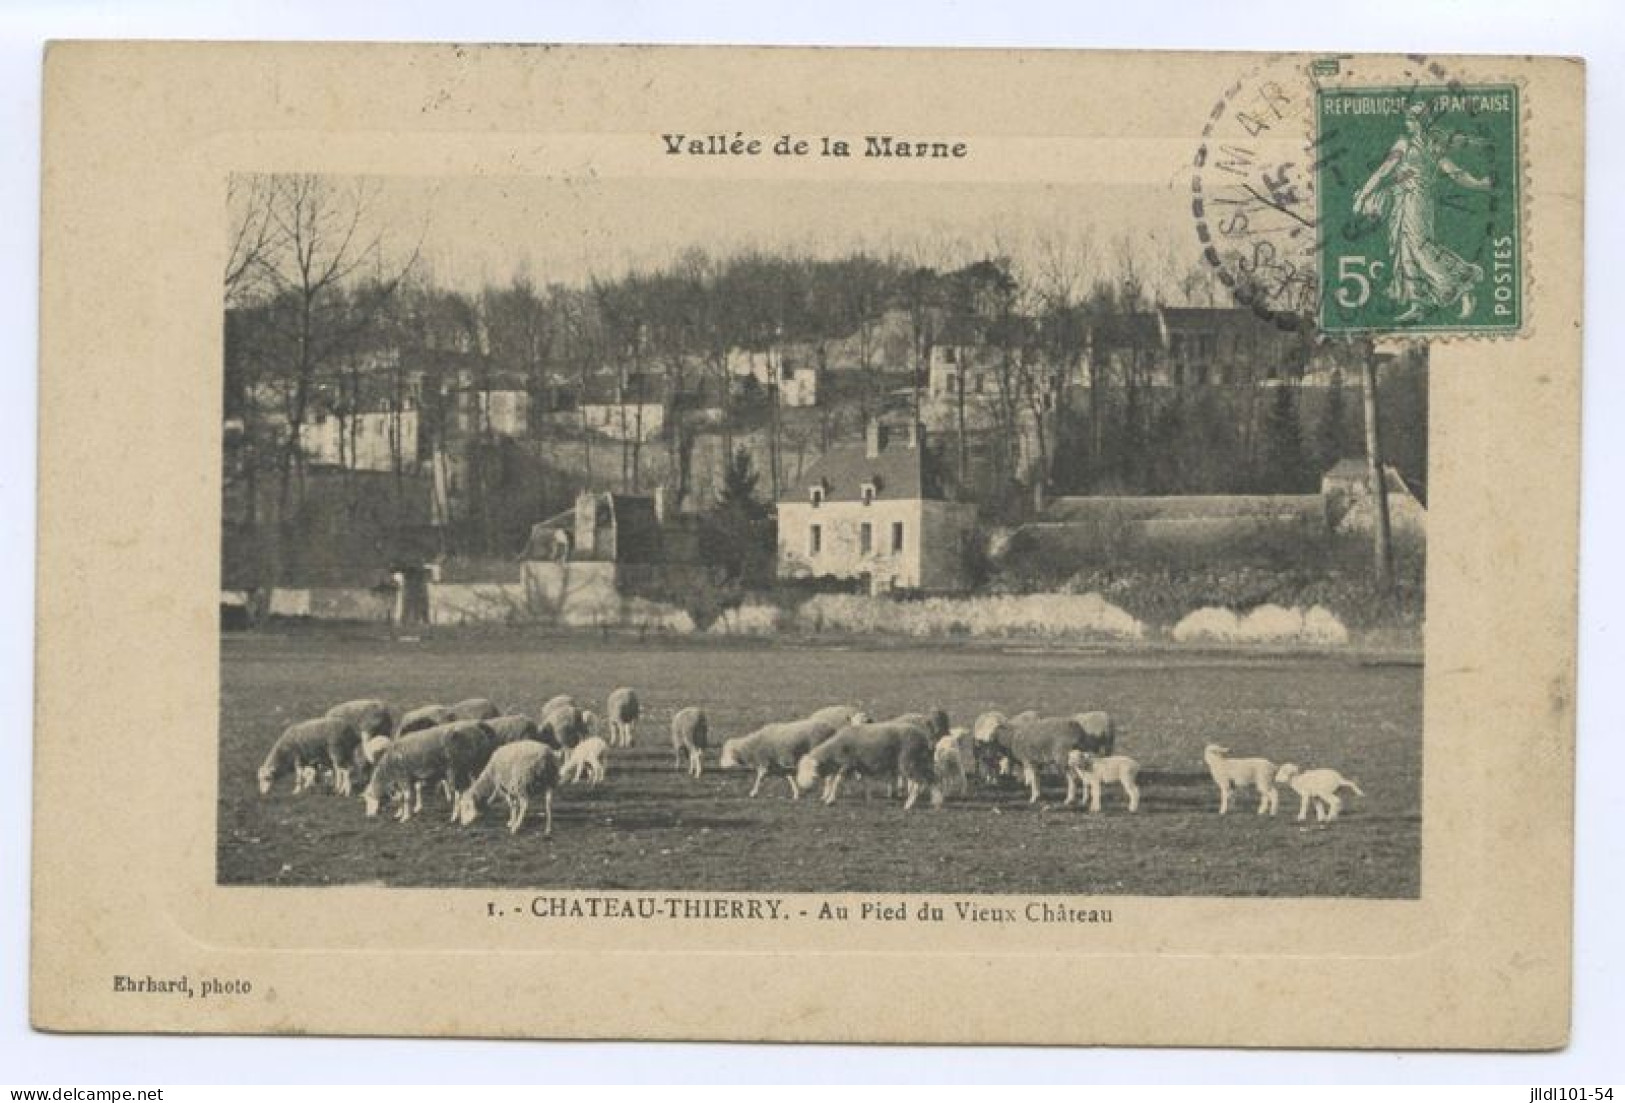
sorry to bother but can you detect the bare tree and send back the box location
[224,175,276,307]
[231,174,421,585]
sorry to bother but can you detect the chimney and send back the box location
[866,418,885,459]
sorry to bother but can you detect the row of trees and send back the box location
[224,173,1416,591]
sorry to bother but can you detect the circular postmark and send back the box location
[1192,54,1523,338]
[1191,55,1322,334]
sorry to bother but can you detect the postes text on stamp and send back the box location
[1316,84,1521,336]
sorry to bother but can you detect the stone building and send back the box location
[776,418,978,594]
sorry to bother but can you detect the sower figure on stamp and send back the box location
[1353,101,1494,323]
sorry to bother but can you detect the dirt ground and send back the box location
[219,632,1421,897]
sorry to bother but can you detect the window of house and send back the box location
[859,522,873,554]
[944,347,957,364]
[809,524,822,555]
[861,482,876,506]
[891,521,904,554]
[810,485,824,507]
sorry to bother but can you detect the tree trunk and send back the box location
[1360,349,1395,592]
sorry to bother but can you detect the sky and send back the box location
[345,174,1206,300]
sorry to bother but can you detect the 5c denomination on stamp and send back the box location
[1316,83,1521,336]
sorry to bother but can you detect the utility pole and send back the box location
[1359,341,1395,593]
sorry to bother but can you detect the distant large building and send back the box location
[776,418,978,594]
[1083,306,1308,388]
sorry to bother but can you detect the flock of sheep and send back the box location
[254,690,1366,837]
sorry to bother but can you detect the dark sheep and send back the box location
[891,709,951,739]
[362,720,496,822]
[794,720,942,810]
[982,715,1110,805]
[483,714,542,747]
[538,702,590,749]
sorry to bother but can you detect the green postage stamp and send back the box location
[1316,84,1521,335]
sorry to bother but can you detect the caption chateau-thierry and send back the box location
[661,132,970,158]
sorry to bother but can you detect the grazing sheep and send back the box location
[397,704,454,737]
[892,709,951,738]
[538,702,590,748]
[972,711,1007,743]
[934,730,972,797]
[671,706,709,778]
[1275,764,1364,823]
[853,711,950,797]
[362,734,393,763]
[325,698,397,740]
[483,714,542,747]
[540,694,577,715]
[448,697,501,721]
[804,705,869,729]
[1203,744,1280,815]
[970,712,1014,783]
[1067,750,1142,813]
[362,721,494,822]
[979,715,1100,805]
[795,720,942,810]
[258,717,363,796]
[605,686,640,748]
[719,718,844,799]
[562,735,609,786]
[456,740,562,836]
[1070,711,1117,756]
[972,711,1039,781]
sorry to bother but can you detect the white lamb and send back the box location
[1067,750,1142,813]
[1203,743,1279,815]
[1275,763,1365,823]
[563,735,609,786]
[456,740,562,836]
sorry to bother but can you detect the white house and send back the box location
[300,408,419,472]
[727,345,820,407]
[776,419,977,594]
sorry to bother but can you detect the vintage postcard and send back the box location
[32,43,1582,1046]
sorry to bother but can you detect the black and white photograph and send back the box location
[218,171,1427,897]
[27,36,1591,1053]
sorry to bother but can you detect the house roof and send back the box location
[781,439,929,503]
